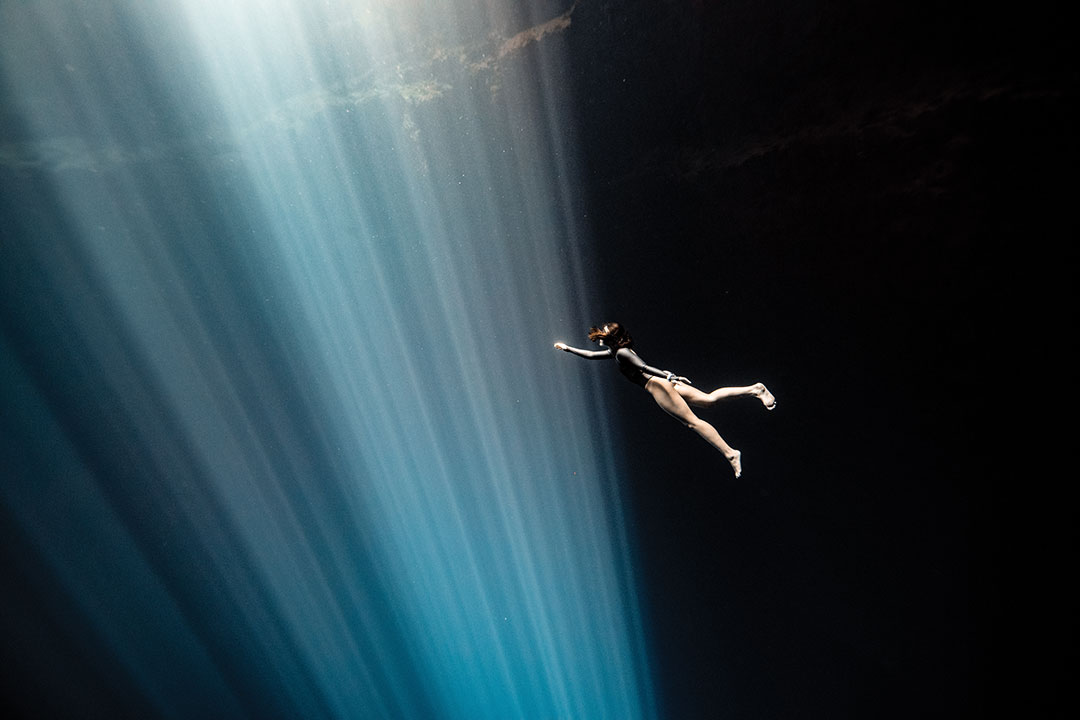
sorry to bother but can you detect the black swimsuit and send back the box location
[614,348,653,388]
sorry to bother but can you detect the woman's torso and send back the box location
[613,347,649,388]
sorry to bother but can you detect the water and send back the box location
[1,2,655,717]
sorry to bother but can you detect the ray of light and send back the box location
[1,1,657,717]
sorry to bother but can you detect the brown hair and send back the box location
[587,322,634,348]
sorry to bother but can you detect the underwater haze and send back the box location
[0,1,657,718]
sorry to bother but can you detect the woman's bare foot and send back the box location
[754,383,776,410]
[727,450,742,478]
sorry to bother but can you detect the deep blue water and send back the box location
[6,2,1072,718]
[1,2,656,717]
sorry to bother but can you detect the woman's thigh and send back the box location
[646,378,699,425]
[673,382,712,407]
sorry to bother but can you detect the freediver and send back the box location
[554,322,775,478]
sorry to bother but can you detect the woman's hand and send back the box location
[553,342,569,351]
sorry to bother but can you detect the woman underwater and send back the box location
[555,322,775,478]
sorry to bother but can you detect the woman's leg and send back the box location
[676,381,776,410]
[646,378,742,477]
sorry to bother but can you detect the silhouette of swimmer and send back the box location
[555,322,775,478]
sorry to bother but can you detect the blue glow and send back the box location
[1,1,656,718]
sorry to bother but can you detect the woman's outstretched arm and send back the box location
[554,342,613,359]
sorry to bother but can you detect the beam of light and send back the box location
[1,2,657,718]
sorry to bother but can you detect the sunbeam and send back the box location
[1,1,656,717]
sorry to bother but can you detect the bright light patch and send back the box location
[1,1,655,718]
